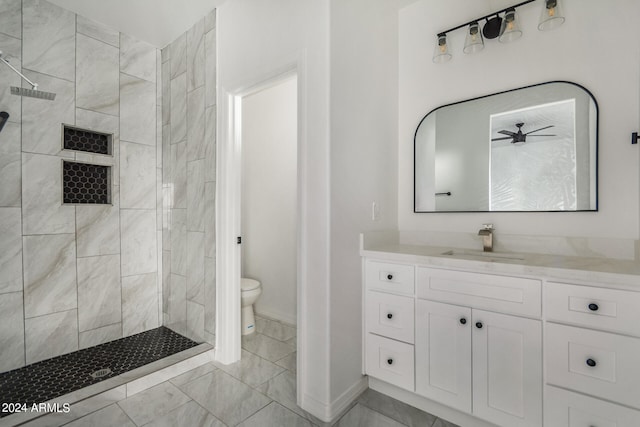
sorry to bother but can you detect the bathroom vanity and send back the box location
[361,235,640,427]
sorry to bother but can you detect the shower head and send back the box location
[10,86,56,100]
[0,50,56,101]
[0,111,8,133]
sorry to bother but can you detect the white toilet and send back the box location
[241,278,262,335]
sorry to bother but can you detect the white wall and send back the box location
[217,0,332,417]
[242,76,298,325]
[329,0,401,402]
[399,0,640,241]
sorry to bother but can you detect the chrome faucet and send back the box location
[478,224,494,252]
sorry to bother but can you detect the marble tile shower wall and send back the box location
[161,10,217,346]
[0,0,163,373]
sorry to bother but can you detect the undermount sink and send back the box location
[440,249,526,261]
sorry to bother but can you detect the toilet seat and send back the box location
[241,278,261,292]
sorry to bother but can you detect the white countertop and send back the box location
[361,242,640,291]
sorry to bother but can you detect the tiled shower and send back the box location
[0,0,217,378]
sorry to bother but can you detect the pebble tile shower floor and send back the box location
[0,327,198,418]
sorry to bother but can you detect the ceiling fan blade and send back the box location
[498,130,517,136]
[491,137,513,141]
[525,125,554,135]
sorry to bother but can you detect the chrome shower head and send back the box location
[10,86,56,100]
[0,111,8,133]
[0,50,56,101]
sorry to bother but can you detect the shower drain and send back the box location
[90,368,112,379]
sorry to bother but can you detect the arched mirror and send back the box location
[414,81,598,212]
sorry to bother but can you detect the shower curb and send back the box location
[0,343,214,427]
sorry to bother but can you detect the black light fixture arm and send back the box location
[436,0,536,37]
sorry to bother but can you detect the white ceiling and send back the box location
[48,0,225,48]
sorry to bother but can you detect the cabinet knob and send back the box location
[475,322,483,329]
[588,303,599,312]
[387,313,393,320]
[387,358,393,365]
[387,274,393,280]
[459,318,467,325]
[586,358,597,367]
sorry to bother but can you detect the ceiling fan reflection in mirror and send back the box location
[491,122,556,144]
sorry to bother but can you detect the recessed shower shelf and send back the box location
[62,125,112,155]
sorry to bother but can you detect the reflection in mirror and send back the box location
[414,81,598,212]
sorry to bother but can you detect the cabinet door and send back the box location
[415,300,472,412]
[472,310,542,427]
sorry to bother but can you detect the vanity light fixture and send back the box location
[432,0,565,63]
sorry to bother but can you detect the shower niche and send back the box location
[61,124,114,205]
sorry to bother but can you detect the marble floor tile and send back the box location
[25,309,78,364]
[0,0,21,38]
[143,401,224,427]
[0,33,22,123]
[66,403,136,427]
[120,32,156,83]
[335,404,406,427]
[117,382,190,426]
[178,370,271,426]
[22,153,76,235]
[0,109,21,209]
[77,254,122,332]
[21,70,75,156]
[122,273,159,336]
[120,73,156,147]
[237,402,312,427]
[275,352,296,373]
[186,18,205,92]
[0,207,23,294]
[0,291,25,372]
[186,231,204,303]
[76,34,120,116]
[169,362,218,387]
[241,332,296,362]
[187,87,205,161]
[357,388,438,427]
[77,15,119,47]
[256,370,320,424]
[120,141,156,209]
[256,317,296,342]
[23,233,77,318]
[170,73,187,144]
[120,208,157,277]
[213,349,285,388]
[22,0,75,81]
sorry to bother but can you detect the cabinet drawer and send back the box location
[546,282,640,337]
[365,334,414,391]
[546,323,640,410]
[545,385,640,427]
[417,267,541,317]
[366,291,414,344]
[365,260,415,295]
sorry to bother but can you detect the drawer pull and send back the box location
[588,303,599,311]
[387,358,394,365]
[459,318,467,325]
[387,274,393,280]
[475,322,483,329]
[586,358,597,367]
[387,313,393,319]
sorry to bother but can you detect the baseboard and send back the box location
[254,308,297,327]
[301,376,368,423]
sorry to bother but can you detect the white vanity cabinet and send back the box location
[415,269,542,427]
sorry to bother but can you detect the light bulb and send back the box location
[548,7,556,17]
